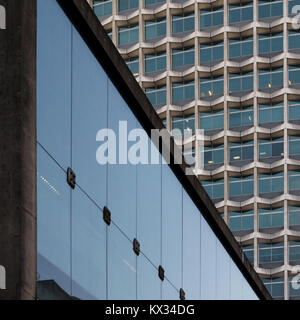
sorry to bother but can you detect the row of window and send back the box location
[202,171,300,200]
[94,0,299,25]
[168,102,299,135]
[117,18,300,47]
[182,136,300,166]
[231,207,300,232]
[143,66,300,105]
[124,31,299,75]
[262,276,299,299]
[169,102,300,134]
[94,0,164,16]
[241,208,292,232]
[241,241,300,266]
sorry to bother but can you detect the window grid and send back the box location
[259,172,284,194]
[145,51,166,74]
[259,242,284,265]
[229,210,254,232]
[259,208,284,230]
[229,2,253,24]
[229,36,253,59]
[172,46,195,69]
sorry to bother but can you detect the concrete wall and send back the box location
[0,0,36,300]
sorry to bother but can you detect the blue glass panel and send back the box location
[37,0,71,169]
[216,241,230,299]
[230,260,243,299]
[107,80,137,240]
[137,140,161,266]
[162,280,178,300]
[108,224,137,299]
[137,254,161,300]
[200,216,216,299]
[71,188,106,300]
[162,165,182,290]
[72,27,107,208]
[183,190,200,299]
[37,145,71,294]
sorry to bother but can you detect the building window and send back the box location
[229,106,254,128]
[229,140,254,162]
[262,277,284,299]
[259,172,284,194]
[145,18,166,40]
[145,51,166,73]
[229,175,254,198]
[288,65,300,87]
[93,0,112,18]
[289,136,300,156]
[172,46,194,69]
[118,0,138,12]
[242,245,254,264]
[259,207,284,230]
[258,102,284,124]
[259,137,284,160]
[200,75,224,98]
[200,6,224,29]
[172,114,195,137]
[289,206,300,227]
[289,100,300,121]
[145,85,166,107]
[289,241,300,264]
[289,170,300,192]
[229,71,253,93]
[289,0,300,15]
[229,210,254,232]
[203,143,224,165]
[202,179,224,200]
[258,67,283,90]
[229,36,253,59]
[258,32,283,55]
[200,109,224,131]
[118,24,139,45]
[229,2,253,24]
[125,56,139,77]
[172,81,194,103]
[259,242,284,266]
[290,276,300,299]
[172,12,194,34]
[145,0,165,7]
[288,30,300,50]
[258,0,283,19]
[200,41,224,63]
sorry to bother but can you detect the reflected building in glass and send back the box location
[93,0,300,299]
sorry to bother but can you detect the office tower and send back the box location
[93,0,300,300]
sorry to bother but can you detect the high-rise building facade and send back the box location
[93,0,300,300]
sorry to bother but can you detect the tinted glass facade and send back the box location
[36,0,262,300]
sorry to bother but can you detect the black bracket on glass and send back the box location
[103,206,111,226]
[67,168,76,189]
[158,265,164,281]
[180,288,185,300]
[133,238,140,256]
